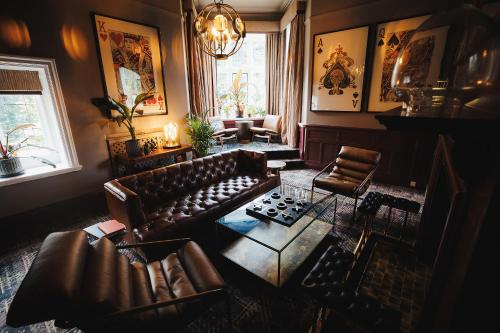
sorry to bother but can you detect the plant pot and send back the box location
[125,139,143,157]
[0,157,25,178]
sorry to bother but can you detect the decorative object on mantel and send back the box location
[311,26,369,112]
[367,15,430,113]
[391,4,493,114]
[91,13,167,116]
[163,122,180,148]
[142,138,158,155]
[185,109,215,157]
[0,124,56,178]
[193,0,246,60]
[105,128,192,177]
[106,90,155,158]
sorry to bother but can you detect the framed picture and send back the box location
[367,15,448,112]
[91,13,167,116]
[311,26,369,112]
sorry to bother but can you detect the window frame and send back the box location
[215,33,267,119]
[0,55,81,187]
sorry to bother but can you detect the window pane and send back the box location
[0,94,60,169]
[216,34,267,118]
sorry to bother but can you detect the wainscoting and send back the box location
[299,124,436,188]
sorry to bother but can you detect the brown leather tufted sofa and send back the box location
[105,149,279,243]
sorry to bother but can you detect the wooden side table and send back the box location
[115,145,192,175]
[267,160,286,177]
[236,120,254,142]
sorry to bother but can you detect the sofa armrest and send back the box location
[237,149,267,177]
[104,180,146,234]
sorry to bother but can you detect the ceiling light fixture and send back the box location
[193,0,246,60]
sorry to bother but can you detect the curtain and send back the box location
[281,13,305,147]
[184,9,217,117]
[265,33,282,116]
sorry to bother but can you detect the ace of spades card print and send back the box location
[92,13,168,116]
[311,26,369,112]
[367,15,430,112]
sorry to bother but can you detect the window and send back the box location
[216,33,267,118]
[0,55,80,187]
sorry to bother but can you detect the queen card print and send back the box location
[367,15,430,112]
[311,26,369,112]
[92,13,167,116]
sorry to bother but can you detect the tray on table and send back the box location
[245,191,313,227]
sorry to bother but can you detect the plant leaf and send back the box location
[6,124,36,137]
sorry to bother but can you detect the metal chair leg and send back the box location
[225,292,232,333]
[351,195,358,221]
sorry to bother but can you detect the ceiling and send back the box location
[195,0,293,14]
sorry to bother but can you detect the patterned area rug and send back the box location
[209,141,297,154]
[0,169,429,333]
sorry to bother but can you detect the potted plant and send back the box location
[0,124,56,178]
[185,109,215,157]
[107,90,155,157]
[220,70,247,118]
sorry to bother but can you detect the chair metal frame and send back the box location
[311,160,378,221]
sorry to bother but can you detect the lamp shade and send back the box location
[163,122,180,148]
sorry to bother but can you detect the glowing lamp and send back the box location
[163,122,180,148]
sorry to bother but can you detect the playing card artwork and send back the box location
[93,14,167,115]
[311,26,369,112]
[380,30,413,102]
[367,15,444,112]
[319,45,357,96]
[109,31,155,107]
[396,36,435,89]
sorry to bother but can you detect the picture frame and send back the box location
[311,25,370,112]
[91,12,168,117]
[367,15,448,112]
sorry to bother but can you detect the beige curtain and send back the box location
[184,8,217,117]
[265,33,282,116]
[281,13,305,147]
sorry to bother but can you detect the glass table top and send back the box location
[216,184,337,252]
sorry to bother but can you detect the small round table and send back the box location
[235,120,254,142]
[267,160,286,177]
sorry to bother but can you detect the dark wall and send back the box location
[0,0,190,218]
[302,0,461,128]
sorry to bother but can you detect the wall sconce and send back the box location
[163,122,180,148]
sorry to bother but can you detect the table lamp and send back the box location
[163,122,180,148]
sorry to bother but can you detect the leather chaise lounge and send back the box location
[105,149,279,244]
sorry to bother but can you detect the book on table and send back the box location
[97,219,126,235]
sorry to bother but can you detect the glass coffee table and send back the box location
[216,184,337,287]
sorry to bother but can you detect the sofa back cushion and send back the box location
[117,150,243,213]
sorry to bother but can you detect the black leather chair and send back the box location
[312,146,381,221]
[7,230,230,332]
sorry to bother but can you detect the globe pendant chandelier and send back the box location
[193,0,246,60]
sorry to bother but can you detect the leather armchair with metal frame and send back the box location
[7,231,231,333]
[311,146,381,221]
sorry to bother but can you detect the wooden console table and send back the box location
[115,145,192,175]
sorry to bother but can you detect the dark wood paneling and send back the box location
[302,124,436,188]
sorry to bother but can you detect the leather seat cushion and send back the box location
[338,146,381,165]
[177,241,225,292]
[250,127,267,134]
[315,176,360,196]
[7,231,90,327]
